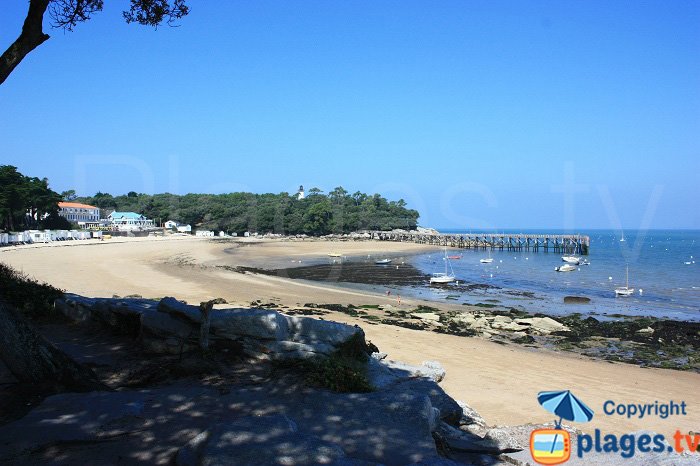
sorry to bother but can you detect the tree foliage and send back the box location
[76,188,420,235]
[1,0,189,85]
[0,165,63,231]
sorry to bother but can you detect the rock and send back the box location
[514,317,569,335]
[140,308,198,354]
[452,313,476,325]
[286,315,362,346]
[564,296,591,304]
[471,317,492,330]
[411,312,441,322]
[263,341,336,360]
[436,422,522,454]
[367,358,446,388]
[636,326,654,336]
[393,378,463,424]
[456,400,488,435]
[211,308,290,341]
[176,415,346,466]
[370,352,388,360]
[490,316,527,332]
[158,297,202,323]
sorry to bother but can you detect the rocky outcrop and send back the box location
[55,294,366,361]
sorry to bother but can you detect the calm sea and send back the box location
[385,229,700,321]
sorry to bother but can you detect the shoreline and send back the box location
[1,235,699,435]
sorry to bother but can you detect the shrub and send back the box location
[0,263,64,316]
[304,355,373,393]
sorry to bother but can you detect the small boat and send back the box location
[430,272,456,284]
[430,248,456,284]
[615,266,634,297]
[327,253,342,257]
[448,255,461,260]
[561,256,581,265]
[480,249,493,264]
[375,258,392,265]
[555,264,577,272]
[620,231,626,242]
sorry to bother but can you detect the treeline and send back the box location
[0,165,69,231]
[77,187,419,235]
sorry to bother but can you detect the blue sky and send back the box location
[1,1,698,229]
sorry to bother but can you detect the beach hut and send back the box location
[28,230,49,243]
[0,233,8,246]
[92,231,103,239]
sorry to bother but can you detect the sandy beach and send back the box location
[2,235,698,436]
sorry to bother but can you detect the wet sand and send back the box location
[2,236,699,435]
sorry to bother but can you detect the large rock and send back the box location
[55,295,368,361]
[211,308,290,341]
[286,316,362,346]
[176,415,347,466]
[367,357,446,389]
[514,317,569,335]
[436,422,523,454]
[489,315,527,332]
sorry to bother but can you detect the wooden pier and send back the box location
[369,231,590,255]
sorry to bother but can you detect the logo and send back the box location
[530,390,594,465]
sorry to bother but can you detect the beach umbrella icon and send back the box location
[537,390,594,427]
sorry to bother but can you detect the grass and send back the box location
[274,333,375,393]
[0,263,64,316]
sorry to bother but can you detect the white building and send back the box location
[297,185,305,200]
[58,202,100,225]
[164,220,192,233]
[107,212,155,231]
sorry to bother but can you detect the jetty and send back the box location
[369,231,590,255]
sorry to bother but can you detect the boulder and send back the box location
[158,297,202,323]
[564,296,591,304]
[262,341,336,360]
[176,415,347,466]
[367,358,446,389]
[286,316,362,346]
[210,308,290,341]
[456,400,488,435]
[436,422,523,454]
[636,326,654,336]
[411,312,441,322]
[514,317,569,335]
[490,315,528,332]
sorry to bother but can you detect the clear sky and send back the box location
[1,1,698,230]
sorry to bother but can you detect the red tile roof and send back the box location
[58,202,98,209]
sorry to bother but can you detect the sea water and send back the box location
[400,229,699,321]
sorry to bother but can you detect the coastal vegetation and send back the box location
[76,188,419,235]
[0,165,68,231]
[0,263,63,317]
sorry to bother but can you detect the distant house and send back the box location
[107,212,155,231]
[164,220,192,233]
[58,202,100,225]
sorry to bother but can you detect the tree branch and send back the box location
[0,0,51,86]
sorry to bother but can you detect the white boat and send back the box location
[375,258,392,265]
[430,248,456,284]
[480,249,494,264]
[615,266,634,297]
[555,264,577,272]
[561,256,581,265]
[620,231,626,242]
[327,253,342,257]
